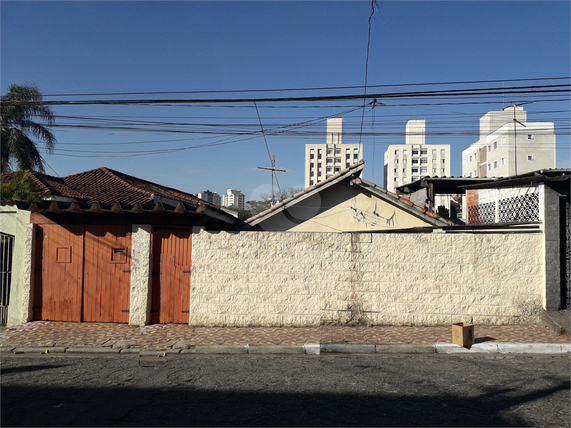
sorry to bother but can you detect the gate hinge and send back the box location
[123,270,131,273]
[182,270,191,273]
[181,310,190,313]
[121,309,130,313]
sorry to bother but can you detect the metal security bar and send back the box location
[0,233,14,325]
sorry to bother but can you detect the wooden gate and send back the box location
[33,224,131,323]
[83,225,131,323]
[151,227,192,324]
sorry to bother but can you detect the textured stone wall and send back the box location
[189,230,544,326]
[129,224,152,326]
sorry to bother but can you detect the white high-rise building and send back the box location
[304,118,363,188]
[384,119,451,191]
[462,106,556,178]
[221,189,245,210]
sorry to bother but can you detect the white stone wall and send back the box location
[129,224,152,326]
[189,230,544,326]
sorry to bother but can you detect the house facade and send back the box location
[464,169,570,310]
[0,168,242,327]
[243,161,452,232]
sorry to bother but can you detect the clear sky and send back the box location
[1,1,569,201]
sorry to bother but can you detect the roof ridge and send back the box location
[246,160,365,225]
[99,166,205,204]
[98,167,154,199]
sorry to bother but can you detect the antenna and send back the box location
[254,153,293,205]
[510,102,530,176]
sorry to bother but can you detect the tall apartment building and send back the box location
[304,118,363,188]
[462,106,556,178]
[383,120,451,192]
[197,190,221,206]
[221,189,245,210]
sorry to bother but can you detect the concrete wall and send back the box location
[0,205,34,327]
[189,230,545,327]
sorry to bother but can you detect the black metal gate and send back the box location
[0,233,15,325]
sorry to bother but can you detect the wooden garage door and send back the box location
[33,224,84,322]
[151,227,192,324]
[33,224,131,323]
[83,225,131,323]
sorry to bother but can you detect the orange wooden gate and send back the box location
[33,224,131,323]
[151,227,192,324]
[82,225,131,323]
[33,224,84,322]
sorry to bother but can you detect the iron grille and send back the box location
[0,233,14,325]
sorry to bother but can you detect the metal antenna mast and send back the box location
[509,102,529,176]
[256,153,291,204]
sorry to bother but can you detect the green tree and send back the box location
[1,83,56,173]
[0,171,42,201]
[246,187,303,216]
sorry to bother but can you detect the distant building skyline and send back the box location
[197,190,221,206]
[221,189,245,210]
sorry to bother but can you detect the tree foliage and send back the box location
[1,83,57,173]
[245,186,304,217]
[0,171,43,201]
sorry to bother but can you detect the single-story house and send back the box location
[1,167,244,327]
[241,161,453,232]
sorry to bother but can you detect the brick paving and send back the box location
[0,322,568,350]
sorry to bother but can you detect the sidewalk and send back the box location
[1,321,569,355]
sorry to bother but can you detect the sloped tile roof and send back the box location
[0,171,87,200]
[2,167,211,206]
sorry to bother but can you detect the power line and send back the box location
[40,76,569,98]
[3,84,569,106]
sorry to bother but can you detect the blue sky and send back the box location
[1,1,569,201]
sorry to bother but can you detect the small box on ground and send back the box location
[452,323,474,347]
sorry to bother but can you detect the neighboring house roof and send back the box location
[2,167,214,206]
[1,167,244,224]
[463,168,570,190]
[396,176,498,196]
[61,167,206,205]
[242,160,452,231]
[1,171,87,200]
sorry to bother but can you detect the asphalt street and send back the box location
[1,354,569,427]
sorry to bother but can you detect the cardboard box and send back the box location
[452,323,474,347]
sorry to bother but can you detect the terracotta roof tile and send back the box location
[2,167,218,207]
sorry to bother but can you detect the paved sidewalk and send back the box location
[0,321,569,355]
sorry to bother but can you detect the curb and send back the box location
[2,343,570,356]
[434,343,571,354]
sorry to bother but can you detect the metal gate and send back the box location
[0,233,15,325]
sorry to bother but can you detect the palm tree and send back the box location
[1,83,56,173]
